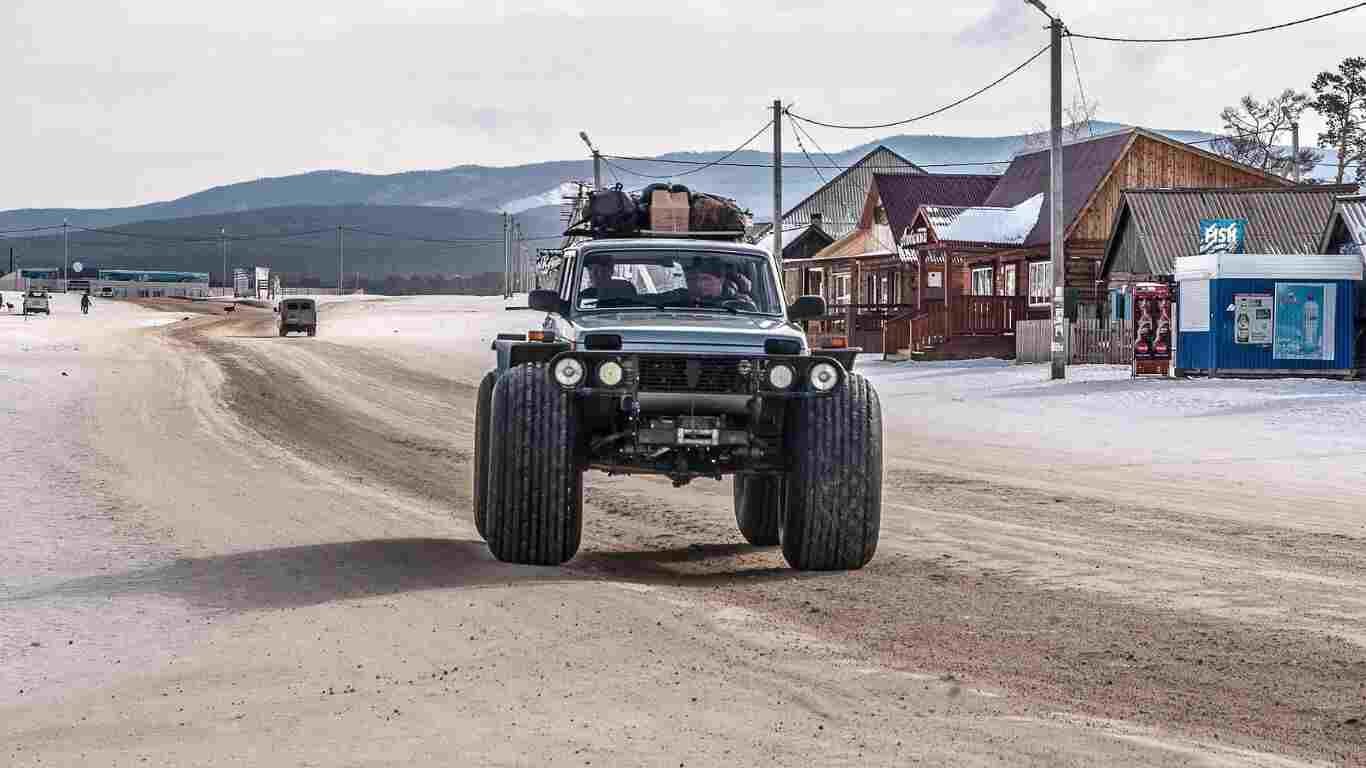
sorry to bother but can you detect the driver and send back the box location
[581,260,637,302]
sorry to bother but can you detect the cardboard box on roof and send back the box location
[649,190,690,233]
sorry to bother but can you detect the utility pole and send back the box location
[502,213,511,298]
[580,132,602,190]
[1027,0,1067,380]
[219,227,227,293]
[772,100,783,272]
[1290,117,1302,183]
[62,218,69,290]
[337,225,345,294]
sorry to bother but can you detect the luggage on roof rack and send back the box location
[565,186,750,242]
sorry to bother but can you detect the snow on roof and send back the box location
[922,193,1045,247]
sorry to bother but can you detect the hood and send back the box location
[570,311,806,352]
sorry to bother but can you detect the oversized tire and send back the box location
[733,474,782,546]
[471,370,498,540]
[782,372,882,571]
[485,363,582,565]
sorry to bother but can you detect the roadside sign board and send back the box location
[1198,219,1247,255]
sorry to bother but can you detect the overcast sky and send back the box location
[6,0,1364,210]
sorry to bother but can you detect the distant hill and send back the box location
[1,204,565,282]
[1,120,1341,236]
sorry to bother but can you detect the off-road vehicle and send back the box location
[473,228,882,571]
[276,298,317,336]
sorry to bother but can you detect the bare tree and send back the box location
[1017,95,1100,154]
[1309,57,1366,184]
[1212,89,1323,179]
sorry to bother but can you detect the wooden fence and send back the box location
[1016,319,1135,364]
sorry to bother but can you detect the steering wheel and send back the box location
[721,297,758,312]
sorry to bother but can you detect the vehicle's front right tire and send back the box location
[781,372,882,571]
[485,363,583,565]
[733,475,782,546]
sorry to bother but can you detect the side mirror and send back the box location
[787,295,827,321]
[529,289,565,314]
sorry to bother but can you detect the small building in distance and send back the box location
[91,269,211,298]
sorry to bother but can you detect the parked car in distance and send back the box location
[23,289,50,315]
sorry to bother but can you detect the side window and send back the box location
[558,254,576,301]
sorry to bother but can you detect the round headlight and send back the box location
[598,360,624,387]
[553,357,585,388]
[767,363,794,389]
[809,362,839,392]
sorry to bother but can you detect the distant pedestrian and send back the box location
[80,292,91,315]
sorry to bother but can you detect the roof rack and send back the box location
[561,227,747,241]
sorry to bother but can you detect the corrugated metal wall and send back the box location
[1179,278,1357,372]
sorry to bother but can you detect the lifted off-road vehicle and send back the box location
[472,197,881,571]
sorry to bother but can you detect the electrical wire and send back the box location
[599,119,773,180]
[787,44,1049,130]
[1067,33,1094,138]
[789,118,847,174]
[786,113,827,183]
[0,224,68,234]
[1070,2,1366,43]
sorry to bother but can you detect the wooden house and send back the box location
[782,173,1000,351]
[879,127,1287,358]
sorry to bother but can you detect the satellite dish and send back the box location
[72,262,84,274]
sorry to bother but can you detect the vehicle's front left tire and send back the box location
[471,370,498,540]
[485,363,583,565]
[781,372,882,571]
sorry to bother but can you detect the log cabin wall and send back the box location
[1071,134,1283,242]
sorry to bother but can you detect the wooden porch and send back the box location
[882,295,1028,360]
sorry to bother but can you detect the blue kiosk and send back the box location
[1174,254,1362,378]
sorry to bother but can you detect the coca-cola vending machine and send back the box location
[1133,282,1173,376]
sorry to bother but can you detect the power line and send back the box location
[603,155,1013,171]
[787,43,1050,130]
[789,118,846,173]
[1070,2,1366,43]
[786,113,827,183]
[1067,33,1094,138]
[0,224,66,234]
[599,119,773,180]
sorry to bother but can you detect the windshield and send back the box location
[575,249,781,315]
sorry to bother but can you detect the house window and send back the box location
[833,273,850,306]
[971,266,994,297]
[1001,264,1017,297]
[1028,261,1052,306]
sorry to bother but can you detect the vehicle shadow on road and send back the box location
[10,538,800,614]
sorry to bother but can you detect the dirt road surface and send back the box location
[3,294,1364,766]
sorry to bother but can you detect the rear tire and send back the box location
[471,370,498,540]
[781,373,882,571]
[485,363,582,565]
[733,475,782,546]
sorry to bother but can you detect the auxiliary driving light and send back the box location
[767,363,795,389]
[598,360,624,387]
[553,357,585,388]
[809,362,838,392]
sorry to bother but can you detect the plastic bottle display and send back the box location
[1303,294,1320,351]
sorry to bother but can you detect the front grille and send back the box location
[636,357,749,394]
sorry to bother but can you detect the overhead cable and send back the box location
[600,119,773,180]
[786,44,1049,130]
[1070,2,1366,43]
